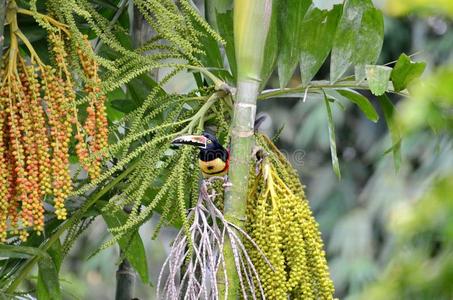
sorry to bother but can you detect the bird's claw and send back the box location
[204,175,232,188]
[222,181,233,188]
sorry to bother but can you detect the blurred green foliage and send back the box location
[1,1,451,299]
[260,2,453,299]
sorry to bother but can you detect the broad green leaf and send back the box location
[390,53,426,92]
[47,238,63,273]
[209,0,236,79]
[336,89,379,122]
[277,0,312,88]
[188,5,225,83]
[37,264,61,300]
[261,0,280,88]
[378,94,401,171]
[299,4,342,86]
[102,211,149,283]
[110,99,137,114]
[353,7,384,81]
[105,87,129,121]
[0,245,61,300]
[234,0,273,81]
[127,73,159,104]
[323,92,341,179]
[331,0,384,82]
[365,65,392,96]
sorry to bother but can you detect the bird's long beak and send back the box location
[171,135,208,149]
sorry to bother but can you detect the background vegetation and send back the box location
[0,0,452,299]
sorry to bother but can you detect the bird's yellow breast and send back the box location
[199,158,227,177]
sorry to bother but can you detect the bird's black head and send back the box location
[171,132,228,161]
[201,132,223,150]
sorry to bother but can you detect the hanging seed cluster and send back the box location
[245,134,334,299]
[75,38,108,179]
[0,11,108,241]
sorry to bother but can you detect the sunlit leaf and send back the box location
[323,91,341,179]
[277,0,311,88]
[353,8,384,81]
[390,53,426,92]
[331,0,384,82]
[365,65,392,96]
[337,89,379,122]
[299,4,342,86]
[378,94,401,171]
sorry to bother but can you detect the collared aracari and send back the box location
[171,132,229,178]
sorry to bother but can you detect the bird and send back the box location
[171,131,229,178]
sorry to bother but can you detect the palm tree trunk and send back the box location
[222,1,272,298]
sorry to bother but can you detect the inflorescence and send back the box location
[245,134,335,299]
[0,2,107,241]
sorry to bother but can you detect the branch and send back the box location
[259,80,409,100]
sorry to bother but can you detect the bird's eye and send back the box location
[207,140,212,144]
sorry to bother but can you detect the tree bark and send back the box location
[115,258,136,300]
[0,0,7,68]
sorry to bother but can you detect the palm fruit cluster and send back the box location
[245,133,335,299]
[75,38,108,179]
[0,7,107,242]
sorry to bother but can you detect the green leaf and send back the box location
[102,211,149,283]
[209,0,236,80]
[110,99,137,114]
[277,0,312,88]
[299,4,342,86]
[0,245,61,300]
[261,0,280,88]
[323,91,341,179]
[337,89,379,122]
[330,0,384,82]
[190,6,225,82]
[37,265,60,300]
[126,73,159,108]
[353,7,384,81]
[378,94,401,171]
[365,65,393,96]
[390,53,426,92]
[47,238,63,273]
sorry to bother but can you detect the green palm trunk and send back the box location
[222,0,273,298]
